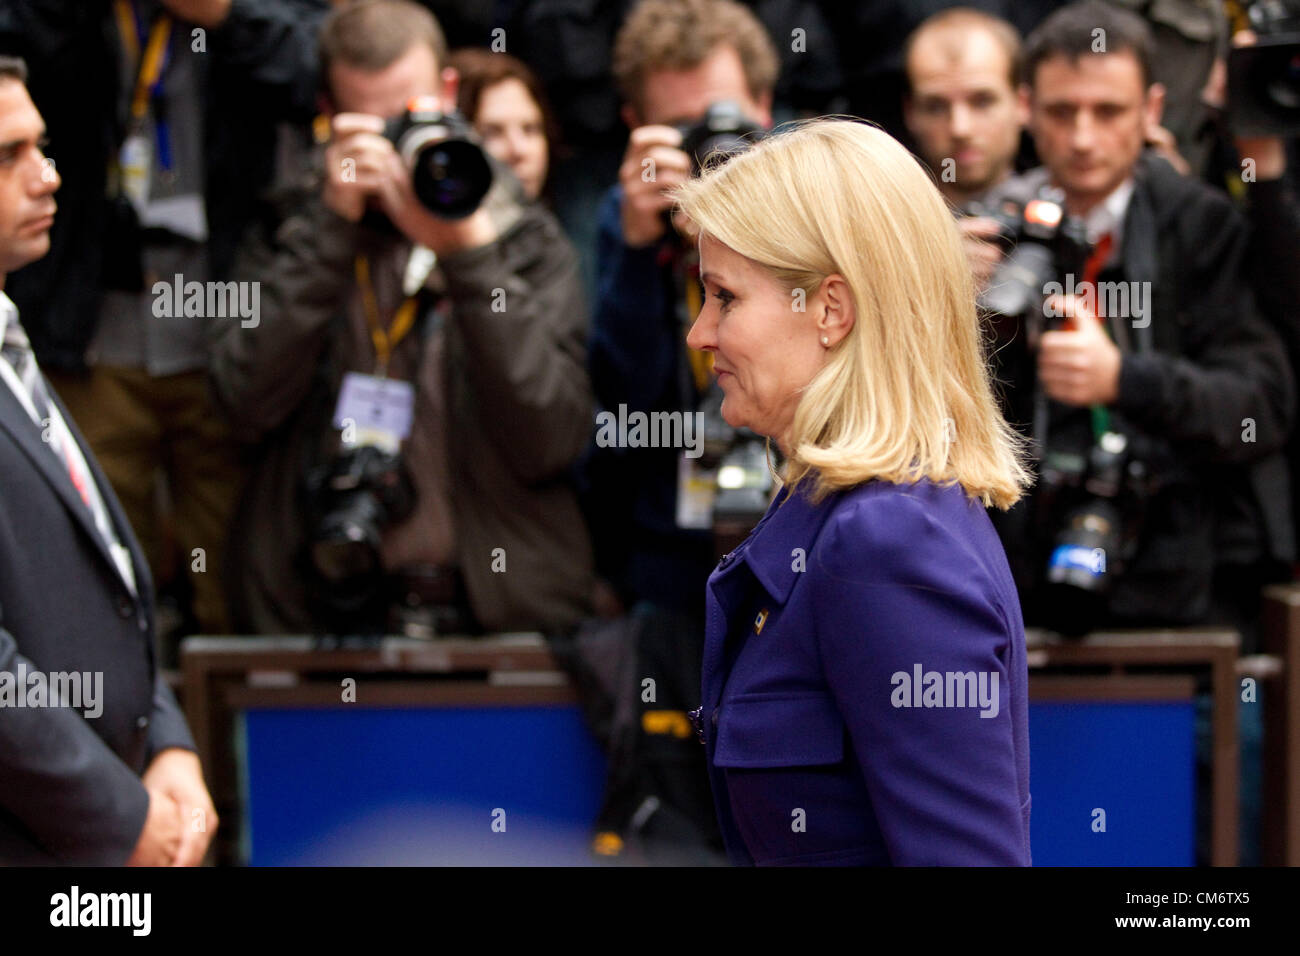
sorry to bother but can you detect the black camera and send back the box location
[1229,0,1300,135]
[1036,430,1151,635]
[383,96,494,219]
[675,101,765,175]
[304,444,417,624]
[694,385,775,555]
[967,191,1090,321]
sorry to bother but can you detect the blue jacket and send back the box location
[698,477,1032,865]
[584,186,712,611]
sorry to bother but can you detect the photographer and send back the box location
[981,0,1294,645]
[209,0,593,636]
[587,0,776,617]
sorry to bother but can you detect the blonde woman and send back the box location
[678,118,1034,866]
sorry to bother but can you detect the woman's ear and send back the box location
[817,274,856,347]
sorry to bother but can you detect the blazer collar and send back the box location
[702,482,839,710]
[738,482,839,604]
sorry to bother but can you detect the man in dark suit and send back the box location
[0,56,215,865]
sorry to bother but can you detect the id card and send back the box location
[119,131,152,215]
[675,452,716,530]
[333,372,415,451]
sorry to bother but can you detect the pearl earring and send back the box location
[821,335,830,347]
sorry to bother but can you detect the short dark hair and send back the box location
[0,55,28,84]
[1022,0,1153,90]
[318,0,448,93]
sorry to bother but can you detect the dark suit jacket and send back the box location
[0,374,195,864]
[699,478,1032,866]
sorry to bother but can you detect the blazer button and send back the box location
[136,716,150,730]
[116,595,133,619]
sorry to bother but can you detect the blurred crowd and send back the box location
[1,0,1298,863]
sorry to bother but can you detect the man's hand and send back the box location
[1038,293,1122,406]
[1145,122,1191,176]
[159,0,232,28]
[322,112,498,255]
[125,788,183,867]
[323,113,392,224]
[957,217,1005,293]
[618,125,691,247]
[140,748,217,867]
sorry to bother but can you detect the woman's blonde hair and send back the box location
[672,117,1031,510]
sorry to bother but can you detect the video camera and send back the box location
[1229,0,1300,135]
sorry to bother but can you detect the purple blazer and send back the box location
[697,477,1032,865]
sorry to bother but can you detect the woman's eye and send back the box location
[713,290,734,309]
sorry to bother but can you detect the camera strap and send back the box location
[355,253,419,377]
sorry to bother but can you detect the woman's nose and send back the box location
[686,308,714,352]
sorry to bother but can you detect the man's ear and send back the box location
[754,90,773,129]
[816,274,856,345]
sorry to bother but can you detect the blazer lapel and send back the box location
[0,380,146,605]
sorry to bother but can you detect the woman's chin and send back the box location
[718,401,748,431]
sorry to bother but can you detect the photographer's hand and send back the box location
[1038,293,1121,406]
[957,217,1004,293]
[323,113,394,223]
[618,125,692,247]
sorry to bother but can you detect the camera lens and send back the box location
[310,496,385,583]
[409,138,494,220]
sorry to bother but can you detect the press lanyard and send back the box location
[114,0,173,165]
[355,254,419,376]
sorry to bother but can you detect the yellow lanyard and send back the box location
[114,0,172,124]
[355,255,419,375]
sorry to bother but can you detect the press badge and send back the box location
[675,453,716,530]
[333,372,415,450]
[118,130,152,215]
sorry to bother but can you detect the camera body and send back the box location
[1229,0,1300,135]
[967,191,1090,322]
[383,96,494,219]
[1036,430,1151,634]
[674,101,765,175]
[303,443,417,628]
